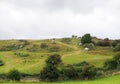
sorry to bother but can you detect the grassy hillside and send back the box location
[0,39,114,74]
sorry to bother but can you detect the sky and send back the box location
[0,0,120,39]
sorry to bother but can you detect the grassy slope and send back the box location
[0,39,114,74]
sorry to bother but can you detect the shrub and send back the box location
[112,40,120,47]
[113,52,120,65]
[104,59,117,70]
[7,69,21,81]
[14,53,29,57]
[81,34,92,45]
[73,61,89,66]
[40,54,61,82]
[96,38,111,47]
[83,43,95,50]
[113,44,120,52]
[49,46,59,52]
[40,66,59,82]
[46,54,61,67]
[0,60,4,66]
[61,38,72,44]
[60,65,79,80]
[40,43,48,49]
[80,65,97,80]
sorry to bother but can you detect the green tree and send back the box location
[40,54,61,82]
[81,34,92,45]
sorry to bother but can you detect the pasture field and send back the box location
[0,39,114,74]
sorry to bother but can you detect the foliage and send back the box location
[112,40,120,47]
[104,52,120,70]
[49,46,59,52]
[113,44,120,52]
[14,52,29,57]
[104,59,118,70]
[73,61,89,66]
[61,38,72,44]
[96,38,111,47]
[0,60,4,66]
[83,43,95,50]
[60,65,79,80]
[40,66,59,82]
[46,54,61,67]
[40,43,48,49]
[40,54,61,82]
[80,65,97,80]
[81,34,92,45]
[7,69,21,81]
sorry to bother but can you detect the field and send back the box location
[0,39,114,74]
[1,75,120,84]
[0,38,119,84]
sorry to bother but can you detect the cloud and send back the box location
[0,0,120,39]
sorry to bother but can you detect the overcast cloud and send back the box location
[0,0,120,39]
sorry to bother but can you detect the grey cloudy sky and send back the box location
[0,0,120,39]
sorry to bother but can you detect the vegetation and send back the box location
[7,69,21,81]
[81,34,92,45]
[40,54,61,82]
[0,34,119,83]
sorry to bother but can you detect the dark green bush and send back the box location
[96,38,111,47]
[81,34,92,45]
[40,43,48,49]
[7,69,21,81]
[49,46,59,52]
[40,54,61,82]
[114,44,120,52]
[80,65,97,80]
[0,60,4,66]
[60,65,79,80]
[73,61,89,66]
[104,59,117,70]
[40,66,59,82]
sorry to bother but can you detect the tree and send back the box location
[40,54,61,82]
[81,34,92,45]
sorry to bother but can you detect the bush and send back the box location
[0,60,4,66]
[14,53,29,57]
[83,43,95,50]
[7,69,21,81]
[73,61,89,66]
[104,59,118,70]
[113,44,120,52]
[46,54,61,67]
[61,38,72,44]
[40,54,61,82]
[80,65,97,80]
[81,34,92,45]
[96,38,111,47]
[40,66,59,82]
[49,46,59,52]
[40,43,48,49]
[112,40,120,47]
[113,52,120,65]
[60,65,79,80]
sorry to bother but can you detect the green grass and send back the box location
[0,75,120,84]
[0,40,114,74]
